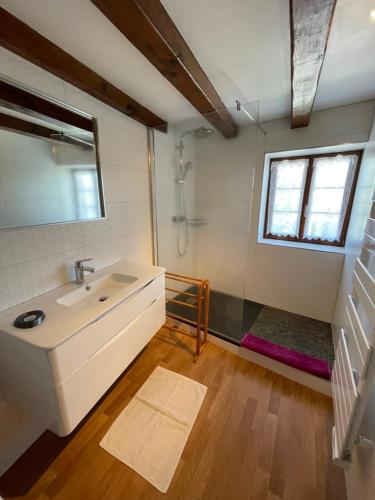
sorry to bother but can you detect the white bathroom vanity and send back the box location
[0,261,165,437]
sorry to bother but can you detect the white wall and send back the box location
[332,110,375,500]
[0,47,152,473]
[246,102,375,322]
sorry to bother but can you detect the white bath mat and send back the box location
[100,366,207,493]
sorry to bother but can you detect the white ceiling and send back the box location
[161,0,291,121]
[0,0,374,124]
[314,0,375,111]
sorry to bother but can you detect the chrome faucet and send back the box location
[75,258,95,285]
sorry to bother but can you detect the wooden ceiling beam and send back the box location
[0,7,167,131]
[0,112,94,150]
[91,0,238,139]
[0,80,93,132]
[0,111,62,141]
[289,0,337,128]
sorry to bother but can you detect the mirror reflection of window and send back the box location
[72,169,101,220]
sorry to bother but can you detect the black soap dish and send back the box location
[14,310,46,329]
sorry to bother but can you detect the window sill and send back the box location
[257,237,346,254]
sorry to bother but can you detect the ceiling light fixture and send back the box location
[370,9,375,21]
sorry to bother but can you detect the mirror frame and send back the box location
[0,74,105,230]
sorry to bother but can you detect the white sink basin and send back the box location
[57,273,137,310]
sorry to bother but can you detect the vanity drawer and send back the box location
[53,293,165,436]
[49,273,165,384]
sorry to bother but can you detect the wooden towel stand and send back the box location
[164,272,210,361]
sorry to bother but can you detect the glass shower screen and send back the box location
[152,102,261,344]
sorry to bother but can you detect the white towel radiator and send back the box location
[332,202,375,469]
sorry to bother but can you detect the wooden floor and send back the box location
[0,328,346,500]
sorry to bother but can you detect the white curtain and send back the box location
[303,155,357,242]
[267,159,308,237]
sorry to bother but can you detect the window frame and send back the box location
[263,149,363,247]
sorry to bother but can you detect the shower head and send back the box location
[194,126,214,138]
[180,126,215,139]
[181,161,193,180]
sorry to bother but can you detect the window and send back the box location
[264,150,362,247]
[72,169,101,219]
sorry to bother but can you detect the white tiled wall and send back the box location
[0,48,152,313]
[247,244,344,321]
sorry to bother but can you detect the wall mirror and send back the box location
[0,77,105,230]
